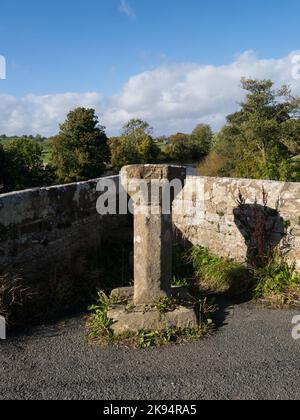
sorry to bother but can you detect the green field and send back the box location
[1,136,51,164]
[41,140,52,164]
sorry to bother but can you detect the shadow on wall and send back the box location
[233,190,285,267]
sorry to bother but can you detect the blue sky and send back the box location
[0,0,300,135]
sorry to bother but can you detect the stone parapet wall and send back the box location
[1,174,299,280]
[0,176,131,279]
[174,176,300,270]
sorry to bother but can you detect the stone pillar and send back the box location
[121,165,186,305]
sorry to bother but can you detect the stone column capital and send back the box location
[121,164,186,208]
[121,164,186,185]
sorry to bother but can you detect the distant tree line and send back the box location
[0,134,47,143]
[0,78,299,193]
[109,119,212,170]
[0,109,213,192]
[0,138,54,192]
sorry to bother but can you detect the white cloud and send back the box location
[0,55,6,80]
[1,50,300,137]
[118,0,136,19]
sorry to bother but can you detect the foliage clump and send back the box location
[189,246,252,295]
[200,78,300,182]
[188,245,300,308]
[252,251,300,307]
[0,138,52,192]
[109,119,159,169]
[50,107,110,183]
[166,124,213,162]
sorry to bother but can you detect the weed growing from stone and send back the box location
[152,297,179,314]
[172,276,190,289]
[196,297,217,327]
[87,291,126,339]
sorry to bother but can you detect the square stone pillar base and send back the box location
[108,287,198,334]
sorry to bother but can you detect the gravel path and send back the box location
[0,300,299,400]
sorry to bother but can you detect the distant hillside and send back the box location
[0,135,51,163]
[0,135,47,143]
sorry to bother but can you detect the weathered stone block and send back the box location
[108,304,198,334]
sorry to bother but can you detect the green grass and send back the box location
[189,246,252,295]
[41,140,52,164]
[252,251,300,307]
[189,245,300,308]
[292,154,300,163]
[0,136,51,165]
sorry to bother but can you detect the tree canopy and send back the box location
[166,124,213,162]
[50,108,109,183]
[109,119,159,169]
[191,124,213,158]
[200,78,300,181]
[1,138,47,192]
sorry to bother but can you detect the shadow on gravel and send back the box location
[4,305,87,341]
[213,293,253,329]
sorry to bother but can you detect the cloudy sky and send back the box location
[1,0,300,136]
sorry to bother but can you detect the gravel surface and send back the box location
[1,300,299,400]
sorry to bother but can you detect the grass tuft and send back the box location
[189,246,252,295]
[252,251,300,307]
[0,274,33,324]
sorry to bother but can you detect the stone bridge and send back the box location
[1,173,299,283]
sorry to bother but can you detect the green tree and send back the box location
[191,124,213,158]
[166,133,193,162]
[122,119,153,137]
[109,119,159,169]
[50,108,109,183]
[204,78,300,181]
[3,138,47,191]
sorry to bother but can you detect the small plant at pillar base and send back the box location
[172,277,190,289]
[87,291,126,340]
[153,297,179,314]
[86,290,215,348]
